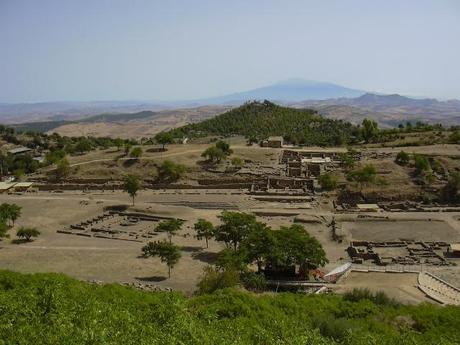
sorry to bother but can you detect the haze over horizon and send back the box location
[1,0,459,103]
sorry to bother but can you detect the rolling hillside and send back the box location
[298,93,460,127]
[10,106,232,138]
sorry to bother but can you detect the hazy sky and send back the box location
[1,0,459,103]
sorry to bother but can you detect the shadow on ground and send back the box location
[181,245,203,253]
[192,251,218,264]
[135,276,167,282]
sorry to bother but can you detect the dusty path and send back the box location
[69,148,206,167]
[41,144,262,171]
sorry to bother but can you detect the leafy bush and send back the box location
[158,160,186,182]
[318,173,337,191]
[347,165,377,183]
[1,270,460,344]
[343,288,400,307]
[16,227,41,242]
[241,272,267,292]
[395,150,410,166]
[197,266,240,294]
[129,146,143,158]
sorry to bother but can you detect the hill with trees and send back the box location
[169,101,360,146]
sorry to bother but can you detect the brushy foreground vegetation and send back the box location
[1,270,459,344]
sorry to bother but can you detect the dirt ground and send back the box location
[334,271,431,304]
[343,219,460,242]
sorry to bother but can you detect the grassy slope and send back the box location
[0,270,459,344]
[169,101,358,146]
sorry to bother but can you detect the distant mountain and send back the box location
[2,81,460,131]
[0,101,169,123]
[11,106,232,138]
[296,93,460,127]
[201,79,365,104]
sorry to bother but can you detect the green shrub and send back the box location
[318,173,337,191]
[196,266,240,294]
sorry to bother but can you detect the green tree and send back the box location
[441,172,460,203]
[7,204,21,226]
[142,240,182,278]
[214,211,258,251]
[395,150,410,166]
[158,160,186,182]
[318,173,337,191]
[124,143,132,156]
[215,248,248,272]
[268,224,328,274]
[129,146,143,159]
[0,203,22,226]
[155,132,174,150]
[45,149,66,165]
[123,174,141,205]
[55,158,70,181]
[215,140,233,156]
[0,220,9,241]
[361,119,379,142]
[194,219,215,248]
[114,138,124,151]
[201,146,225,163]
[74,139,92,154]
[413,154,433,185]
[155,219,184,243]
[239,221,274,272]
[16,227,40,242]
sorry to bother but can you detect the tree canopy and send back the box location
[154,132,174,150]
[194,219,215,248]
[361,119,379,143]
[157,160,186,182]
[212,211,328,277]
[201,146,226,163]
[155,219,184,243]
[123,175,141,205]
[142,240,182,278]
